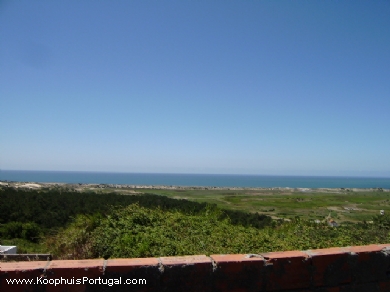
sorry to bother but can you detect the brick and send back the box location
[211,254,265,292]
[261,250,311,291]
[159,255,213,292]
[44,259,104,292]
[347,244,384,253]
[2,244,390,292]
[378,280,390,291]
[307,247,352,287]
[0,261,49,292]
[103,258,161,292]
[0,260,49,272]
[377,243,390,249]
[347,244,390,284]
[338,282,382,292]
[106,258,159,271]
[159,255,211,266]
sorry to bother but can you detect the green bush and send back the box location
[1,222,23,239]
[372,214,390,229]
[0,222,41,242]
[21,222,41,242]
[47,204,390,260]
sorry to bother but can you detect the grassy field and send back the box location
[93,187,390,223]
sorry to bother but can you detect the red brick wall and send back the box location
[1,244,390,291]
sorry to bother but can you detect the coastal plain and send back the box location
[3,181,389,223]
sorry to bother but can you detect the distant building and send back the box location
[327,219,339,227]
[0,245,17,254]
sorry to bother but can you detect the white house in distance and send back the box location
[0,245,17,254]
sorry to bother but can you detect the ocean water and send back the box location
[1,170,390,188]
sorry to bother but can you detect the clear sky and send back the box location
[1,0,390,176]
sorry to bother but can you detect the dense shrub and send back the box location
[372,214,390,229]
[2,187,390,259]
[0,187,272,230]
[47,204,390,260]
[0,222,41,242]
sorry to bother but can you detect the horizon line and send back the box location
[1,169,390,179]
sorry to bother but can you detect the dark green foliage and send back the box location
[2,186,389,259]
[21,222,41,242]
[222,209,272,228]
[372,214,390,229]
[0,222,23,239]
[49,204,390,260]
[45,214,101,259]
[0,187,272,230]
[0,222,41,242]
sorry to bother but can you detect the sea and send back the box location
[1,170,390,189]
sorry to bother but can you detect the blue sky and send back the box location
[1,0,390,176]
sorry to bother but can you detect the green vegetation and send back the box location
[0,187,271,230]
[136,188,390,222]
[1,185,390,259]
[0,186,271,255]
[49,204,390,259]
